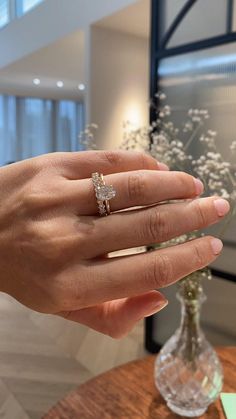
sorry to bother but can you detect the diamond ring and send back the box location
[92,173,116,216]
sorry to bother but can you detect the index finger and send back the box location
[53,150,168,179]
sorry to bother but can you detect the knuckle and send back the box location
[192,242,206,267]
[176,172,194,194]
[21,189,41,213]
[127,172,146,202]
[103,151,122,166]
[147,209,169,242]
[20,220,41,241]
[195,201,208,226]
[146,253,173,288]
[137,152,152,169]
[177,172,188,188]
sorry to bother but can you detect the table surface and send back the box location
[44,347,236,419]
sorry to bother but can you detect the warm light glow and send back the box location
[33,78,41,86]
[78,83,85,91]
[124,103,142,130]
[57,81,64,88]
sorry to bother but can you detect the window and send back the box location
[56,101,84,152]
[158,0,228,49]
[165,0,228,48]
[0,0,9,28]
[16,0,43,16]
[0,95,85,166]
[158,43,236,244]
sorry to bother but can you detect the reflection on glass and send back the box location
[161,0,227,48]
[158,43,236,243]
[16,0,43,16]
[0,0,9,28]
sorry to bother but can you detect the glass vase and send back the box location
[154,270,223,417]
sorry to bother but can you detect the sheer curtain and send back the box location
[0,95,85,166]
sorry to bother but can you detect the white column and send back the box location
[87,25,149,150]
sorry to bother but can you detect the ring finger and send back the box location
[68,170,204,215]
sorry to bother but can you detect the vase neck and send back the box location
[179,299,201,335]
[177,296,205,362]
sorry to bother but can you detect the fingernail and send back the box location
[194,178,204,195]
[214,198,230,217]
[157,162,169,171]
[211,238,223,255]
[144,299,169,317]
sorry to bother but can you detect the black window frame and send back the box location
[146,0,236,354]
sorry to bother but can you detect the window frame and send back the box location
[147,0,236,354]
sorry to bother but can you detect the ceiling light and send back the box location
[33,78,41,85]
[78,83,85,91]
[57,81,64,88]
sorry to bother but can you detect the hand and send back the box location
[0,151,230,338]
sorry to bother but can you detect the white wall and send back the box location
[88,26,149,149]
[0,0,139,69]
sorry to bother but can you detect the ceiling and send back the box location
[0,30,85,100]
[0,0,150,100]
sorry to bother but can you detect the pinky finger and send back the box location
[58,291,168,339]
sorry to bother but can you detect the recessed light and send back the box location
[57,81,64,88]
[78,83,85,91]
[33,78,41,85]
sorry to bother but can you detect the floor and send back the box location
[0,293,146,419]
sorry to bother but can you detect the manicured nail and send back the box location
[144,299,169,317]
[211,238,223,255]
[194,178,204,195]
[157,162,169,171]
[214,198,230,217]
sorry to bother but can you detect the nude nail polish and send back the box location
[214,199,230,217]
[144,299,169,317]
[211,238,223,255]
[194,178,204,195]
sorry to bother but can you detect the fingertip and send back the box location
[210,238,223,255]
[213,198,230,217]
[144,296,169,317]
[194,178,204,196]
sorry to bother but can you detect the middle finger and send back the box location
[79,196,230,258]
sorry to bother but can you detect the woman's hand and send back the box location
[0,151,230,338]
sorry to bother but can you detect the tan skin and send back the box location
[0,150,230,338]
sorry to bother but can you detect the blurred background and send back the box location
[0,1,235,418]
[0,1,150,418]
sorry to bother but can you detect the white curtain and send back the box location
[0,95,85,166]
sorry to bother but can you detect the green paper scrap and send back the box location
[220,393,236,419]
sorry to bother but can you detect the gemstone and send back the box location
[96,185,116,201]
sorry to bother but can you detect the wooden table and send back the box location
[44,347,236,419]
